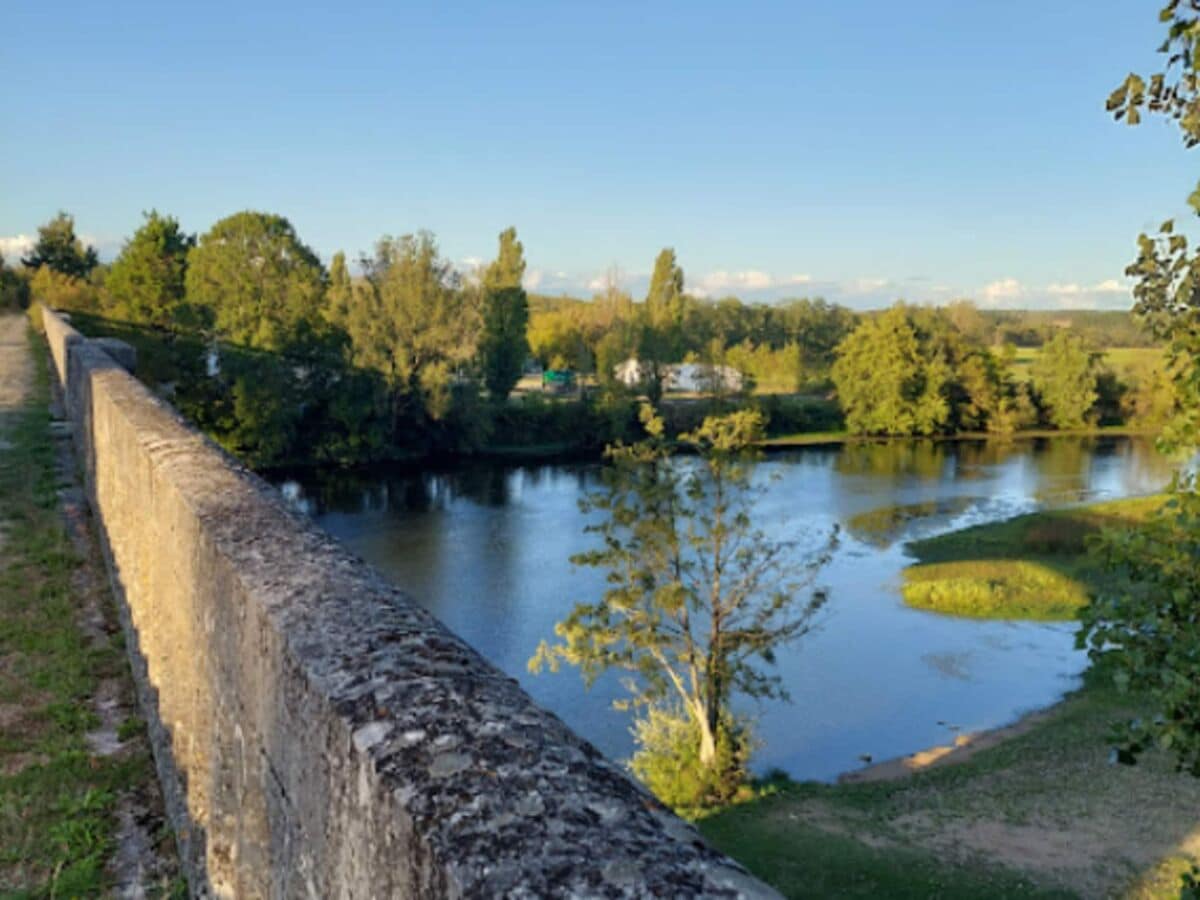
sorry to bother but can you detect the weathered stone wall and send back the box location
[39,307,777,899]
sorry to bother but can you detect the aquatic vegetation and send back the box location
[902,560,1089,621]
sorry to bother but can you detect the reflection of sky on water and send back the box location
[279,435,1173,782]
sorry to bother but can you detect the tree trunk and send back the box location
[695,701,718,768]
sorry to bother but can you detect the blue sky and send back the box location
[1,1,1193,309]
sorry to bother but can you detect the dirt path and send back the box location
[0,312,33,433]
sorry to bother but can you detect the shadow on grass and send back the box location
[699,662,1200,899]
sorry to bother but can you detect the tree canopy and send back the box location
[106,211,195,329]
[1029,331,1098,430]
[22,212,98,279]
[831,305,952,436]
[1079,1,1200,792]
[184,211,326,351]
[478,227,530,400]
[348,232,478,423]
[532,406,833,807]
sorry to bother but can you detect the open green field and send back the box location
[1009,346,1165,383]
[700,496,1199,898]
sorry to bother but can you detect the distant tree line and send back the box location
[7,209,1178,467]
[830,304,1177,437]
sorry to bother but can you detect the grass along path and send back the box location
[700,497,1199,897]
[0,315,179,897]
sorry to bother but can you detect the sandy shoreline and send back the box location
[837,703,1062,784]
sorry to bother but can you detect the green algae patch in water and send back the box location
[845,496,982,548]
[902,559,1089,621]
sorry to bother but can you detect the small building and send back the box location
[541,369,576,394]
[666,362,744,393]
[613,359,744,393]
[613,358,653,387]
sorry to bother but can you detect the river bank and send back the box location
[702,662,1200,898]
[699,498,1198,899]
[761,424,1159,451]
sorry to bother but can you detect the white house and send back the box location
[613,359,744,393]
[667,362,744,393]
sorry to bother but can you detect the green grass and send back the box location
[701,807,1072,899]
[902,559,1090,620]
[700,662,1200,899]
[0,325,162,896]
[760,429,850,447]
[899,495,1165,620]
[1009,345,1165,383]
[907,495,1164,564]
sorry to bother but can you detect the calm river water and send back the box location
[279,435,1172,782]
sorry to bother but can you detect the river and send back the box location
[279,435,1173,782]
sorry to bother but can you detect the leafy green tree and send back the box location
[185,211,326,351]
[637,248,687,401]
[324,251,355,328]
[831,304,952,436]
[346,232,479,428]
[105,211,195,328]
[22,211,98,278]
[478,227,530,400]
[531,406,832,806]
[1076,5,1200,811]
[646,247,685,326]
[1029,331,1098,430]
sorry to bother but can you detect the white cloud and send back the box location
[0,234,34,262]
[842,276,890,295]
[978,277,1026,308]
[971,276,1132,310]
[690,270,811,297]
[1045,282,1084,296]
[1044,278,1130,310]
[522,268,544,291]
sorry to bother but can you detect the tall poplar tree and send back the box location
[478,227,530,400]
[638,248,686,401]
[324,250,358,337]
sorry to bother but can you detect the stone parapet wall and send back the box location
[39,306,776,899]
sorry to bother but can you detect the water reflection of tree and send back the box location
[441,465,513,507]
[952,440,1023,478]
[833,440,949,481]
[1029,437,1094,503]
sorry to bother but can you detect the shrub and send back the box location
[0,264,30,310]
[751,394,844,436]
[629,705,751,814]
